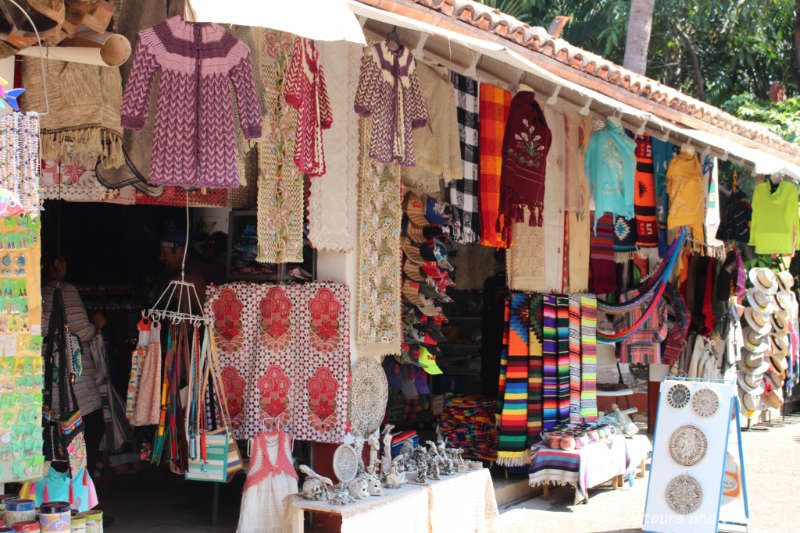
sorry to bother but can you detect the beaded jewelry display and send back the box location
[0,113,40,215]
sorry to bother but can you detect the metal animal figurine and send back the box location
[346,477,370,500]
[381,424,395,476]
[413,447,428,484]
[384,454,406,488]
[299,464,333,501]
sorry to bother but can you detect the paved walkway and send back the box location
[497,415,800,533]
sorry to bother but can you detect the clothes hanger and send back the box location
[386,26,402,51]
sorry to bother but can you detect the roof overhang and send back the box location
[187,0,366,45]
[349,0,800,179]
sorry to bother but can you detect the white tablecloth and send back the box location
[289,469,498,533]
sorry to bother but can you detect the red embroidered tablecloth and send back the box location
[205,282,351,443]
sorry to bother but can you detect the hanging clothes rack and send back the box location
[146,196,211,326]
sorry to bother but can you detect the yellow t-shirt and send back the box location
[748,180,800,255]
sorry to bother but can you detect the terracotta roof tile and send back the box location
[373,0,800,161]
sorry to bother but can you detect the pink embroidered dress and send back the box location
[237,430,298,533]
[284,38,332,177]
[121,15,262,188]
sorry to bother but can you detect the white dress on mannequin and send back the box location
[237,430,298,533]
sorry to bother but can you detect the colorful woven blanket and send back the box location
[580,296,598,421]
[479,83,512,248]
[556,296,570,423]
[542,295,558,430]
[497,292,532,466]
[568,295,582,424]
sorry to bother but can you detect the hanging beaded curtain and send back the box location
[0,113,41,214]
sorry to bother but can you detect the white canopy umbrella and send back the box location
[186,0,367,45]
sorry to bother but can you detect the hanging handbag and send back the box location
[185,328,242,482]
[42,287,87,478]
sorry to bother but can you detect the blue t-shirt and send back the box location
[584,120,637,230]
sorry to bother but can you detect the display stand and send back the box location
[643,377,749,533]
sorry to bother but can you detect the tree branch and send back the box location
[677,27,705,102]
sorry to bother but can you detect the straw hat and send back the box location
[748,267,778,294]
[405,220,428,244]
[745,288,775,316]
[742,328,769,353]
[743,307,771,336]
[777,271,795,293]
[770,313,790,336]
[738,373,765,395]
[742,349,766,370]
[773,291,792,313]
[769,333,789,359]
[403,260,424,282]
[740,391,760,413]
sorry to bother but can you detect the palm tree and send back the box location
[622,0,656,74]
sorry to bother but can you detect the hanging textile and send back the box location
[236,430,298,533]
[565,113,592,293]
[0,113,41,214]
[134,186,228,208]
[589,213,617,294]
[748,180,800,255]
[205,282,351,442]
[496,292,531,466]
[556,296,570,423]
[257,30,305,264]
[568,295,582,424]
[448,72,481,244]
[22,59,123,170]
[354,41,428,166]
[133,320,162,426]
[308,40,360,252]
[633,135,658,247]
[528,294,544,440]
[284,38,332,177]
[41,160,136,204]
[0,214,43,482]
[506,209,546,292]
[496,300,510,426]
[497,92,552,239]
[584,120,636,230]
[479,83,512,248]
[579,295,598,421]
[615,288,668,364]
[402,63,462,194]
[663,284,689,366]
[542,106,565,292]
[666,151,705,241]
[121,16,262,188]
[613,215,637,253]
[703,156,724,250]
[541,295,558,430]
[651,138,676,256]
[356,118,403,357]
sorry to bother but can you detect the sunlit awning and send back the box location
[187,0,366,45]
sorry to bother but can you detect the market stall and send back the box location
[0,0,797,532]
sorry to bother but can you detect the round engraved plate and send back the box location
[665,474,703,515]
[668,424,708,467]
[666,383,691,409]
[691,388,720,418]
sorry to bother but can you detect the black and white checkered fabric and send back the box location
[447,71,481,244]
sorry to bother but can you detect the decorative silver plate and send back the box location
[333,444,359,483]
[666,383,691,409]
[665,474,703,515]
[668,424,708,467]
[691,388,720,418]
[348,358,389,438]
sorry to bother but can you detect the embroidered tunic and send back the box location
[284,38,332,177]
[584,120,636,231]
[354,42,428,166]
[121,16,262,188]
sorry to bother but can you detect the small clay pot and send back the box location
[548,433,561,449]
[560,435,576,451]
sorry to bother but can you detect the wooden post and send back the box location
[542,483,550,500]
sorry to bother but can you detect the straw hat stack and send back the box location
[738,268,796,415]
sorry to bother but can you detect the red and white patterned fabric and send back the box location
[284,37,332,177]
[205,282,351,443]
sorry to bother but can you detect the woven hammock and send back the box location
[597,227,687,314]
[597,227,686,343]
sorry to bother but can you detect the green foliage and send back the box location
[721,94,800,145]
[475,0,799,106]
